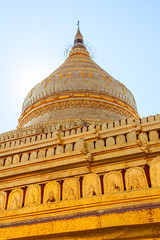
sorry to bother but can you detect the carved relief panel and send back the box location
[12,154,19,164]
[55,146,63,155]
[103,171,124,194]
[25,185,41,207]
[116,135,125,145]
[65,144,73,153]
[0,192,6,210]
[21,153,28,162]
[150,156,160,187]
[86,141,94,151]
[74,138,85,152]
[138,133,148,143]
[38,149,46,158]
[95,139,104,149]
[62,178,80,201]
[106,137,115,147]
[88,124,95,131]
[126,131,137,143]
[42,134,46,140]
[149,131,159,141]
[30,151,37,161]
[7,189,23,210]
[43,181,60,204]
[125,167,148,191]
[5,157,12,166]
[52,131,59,140]
[83,173,101,198]
[46,147,55,157]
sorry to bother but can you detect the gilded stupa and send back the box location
[19,27,139,128]
[0,26,160,240]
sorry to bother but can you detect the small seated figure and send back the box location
[66,188,76,200]
[12,197,19,209]
[47,191,55,203]
[29,193,36,205]
[87,185,96,198]
[108,182,120,193]
[130,177,142,190]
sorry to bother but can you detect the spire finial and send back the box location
[73,21,85,48]
[77,20,80,30]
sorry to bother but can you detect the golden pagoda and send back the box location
[0,26,160,240]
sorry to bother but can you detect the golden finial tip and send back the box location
[77,20,80,30]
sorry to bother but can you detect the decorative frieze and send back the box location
[0,160,158,211]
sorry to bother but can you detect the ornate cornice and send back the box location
[18,93,139,128]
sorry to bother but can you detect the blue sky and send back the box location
[0,0,160,133]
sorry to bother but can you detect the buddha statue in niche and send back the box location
[129,177,142,190]
[87,185,96,197]
[29,193,36,205]
[47,191,55,203]
[11,197,19,209]
[66,188,76,200]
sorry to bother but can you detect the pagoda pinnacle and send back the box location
[74,21,84,46]
[69,23,89,56]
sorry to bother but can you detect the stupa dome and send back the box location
[18,27,139,128]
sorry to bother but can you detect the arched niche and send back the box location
[149,131,159,142]
[38,149,46,159]
[116,135,126,145]
[5,157,12,166]
[95,139,104,149]
[106,137,115,147]
[55,146,63,155]
[74,138,85,152]
[25,184,41,207]
[46,147,55,157]
[21,153,28,162]
[30,151,37,161]
[7,188,23,210]
[12,154,19,164]
[150,156,160,187]
[103,171,124,194]
[62,178,80,201]
[65,144,73,153]
[127,131,137,143]
[43,181,60,204]
[125,167,148,191]
[83,173,101,198]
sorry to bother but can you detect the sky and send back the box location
[0,0,160,133]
